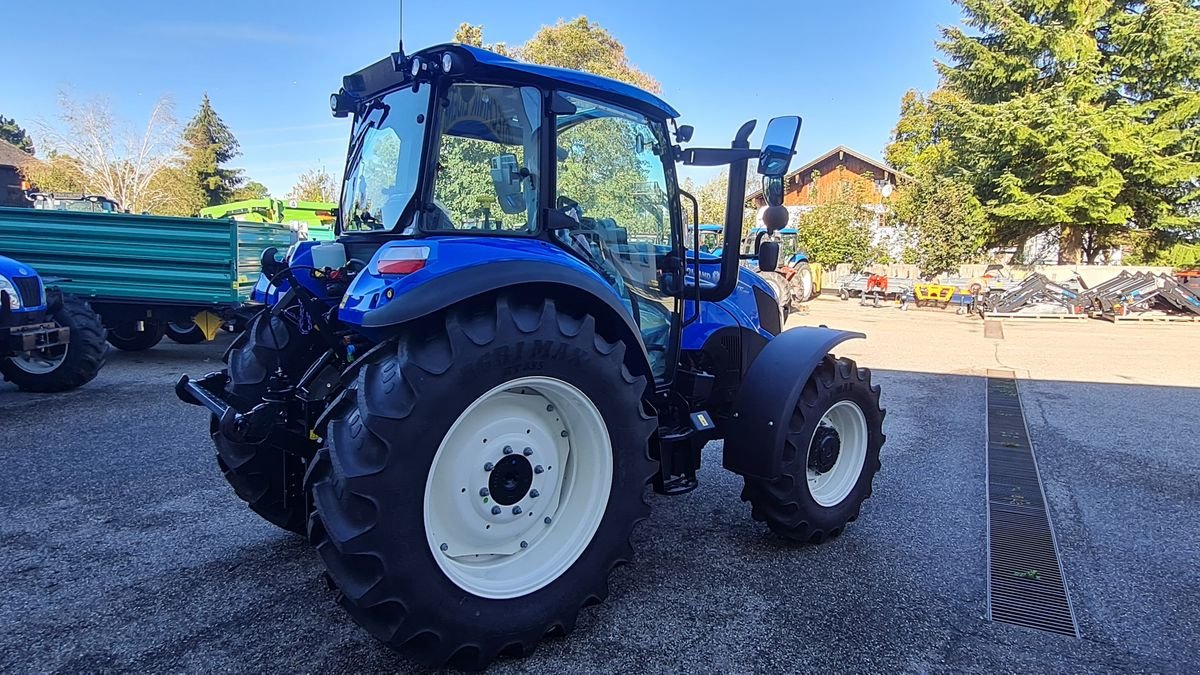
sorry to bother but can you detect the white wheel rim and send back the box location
[8,344,68,374]
[805,400,868,507]
[800,268,814,300]
[424,376,612,599]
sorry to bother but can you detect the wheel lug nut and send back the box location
[503,445,514,455]
[534,465,544,474]
[546,404,554,412]
[479,487,489,497]
[484,462,494,472]
[512,505,522,515]
[520,540,529,549]
[530,489,540,498]
[491,506,502,515]
[560,430,568,437]
[523,447,533,456]
[440,543,448,552]
[544,516,552,524]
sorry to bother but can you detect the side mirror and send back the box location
[758,240,780,273]
[758,116,802,177]
[675,124,694,143]
[489,153,526,214]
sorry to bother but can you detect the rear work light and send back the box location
[376,246,431,275]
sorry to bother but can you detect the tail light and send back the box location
[376,246,430,275]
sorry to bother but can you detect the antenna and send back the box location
[397,0,404,54]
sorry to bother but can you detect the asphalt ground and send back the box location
[1,300,1197,673]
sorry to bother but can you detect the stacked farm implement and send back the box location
[980,271,1200,322]
[838,273,912,307]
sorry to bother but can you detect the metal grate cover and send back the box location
[985,370,1079,637]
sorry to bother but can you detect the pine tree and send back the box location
[904,0,1200,263]
[0,115,34,154]
[182,94,244,207]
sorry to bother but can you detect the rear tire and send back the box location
[106,321,165,351]
[1,295,106,392]
[212,311,319,534]
[791,262,815,302]
[741,356,884,543]
[760,271,791,322]
[308,294,656,669]
[166,321,207,344]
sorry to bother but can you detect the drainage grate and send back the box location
[985,370,1079,637]
[983,319,1004,340]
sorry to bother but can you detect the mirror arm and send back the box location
[679,146,758,167]
[679,188,702,325]
[690,120,755,303]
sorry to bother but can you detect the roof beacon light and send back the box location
[376,246,430,275]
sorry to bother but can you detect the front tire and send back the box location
[308,294,655,669]
[741,356,884,543]
[1,296,106,392]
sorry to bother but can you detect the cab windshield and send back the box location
[339,85,430,233]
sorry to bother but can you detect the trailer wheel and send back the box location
[741,356,884,543]
[212,311,319,534]
[1,295,106,393]
[106,321,165,351]
[165,321,207,344]
[308,294,655,669]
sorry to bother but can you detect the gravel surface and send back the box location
[1,311,1197,673]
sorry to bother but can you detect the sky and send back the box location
[0,0,965,196]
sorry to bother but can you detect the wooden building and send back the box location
[0,139,36,208]
[747,145,908,208]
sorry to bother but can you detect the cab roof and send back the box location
[342,43,679,120]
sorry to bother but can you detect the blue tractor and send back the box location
[0,255,106,391]
[178,43,884,669]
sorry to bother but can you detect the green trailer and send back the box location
[0,206,295,349]
[199,198,337,241]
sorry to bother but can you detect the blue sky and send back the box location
[0,0,964,196]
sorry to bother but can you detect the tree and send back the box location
[456,17,659,93]
[288,168,337,202]
[893,176,987,275]
[233,180,271,201]
[32,94,182,213]
[0,115,34,154]
[182,94,244,207]
[895,0,1200,264]
[682,171,730,225]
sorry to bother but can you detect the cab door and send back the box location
[551,93,683,383]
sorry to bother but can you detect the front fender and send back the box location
[723,326,864,479]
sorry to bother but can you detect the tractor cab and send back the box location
[27,192,123,213]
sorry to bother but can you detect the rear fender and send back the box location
[343,238,653,382]
[723,326,864,479]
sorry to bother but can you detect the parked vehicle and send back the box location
[0,206,297,348]
[741,225,818,306]
[177,43,885,669]
[0,254,105,392]
[200,198,337,242]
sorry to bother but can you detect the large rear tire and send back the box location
[308,294,656,669]
[1,296,106,392]
[741,356,884,543]
[106,321,165,351]
[212,311,319,534]
[759,271,791,322]
[791,262,816,302]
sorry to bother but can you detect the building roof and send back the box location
[746,145,911,202]
[0,138,36,169]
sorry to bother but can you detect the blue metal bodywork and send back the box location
[255,238,776,360]
[0,254,47,315]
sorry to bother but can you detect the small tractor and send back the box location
[178,43,885,669]
[0,254,106,391]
